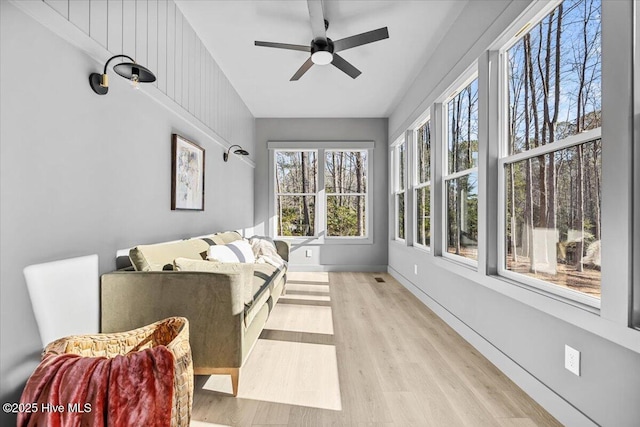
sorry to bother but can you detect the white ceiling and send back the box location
[175,1,467,118]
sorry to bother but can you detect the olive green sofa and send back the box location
[100,231,288,396]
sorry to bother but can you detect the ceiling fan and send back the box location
[254,0,389,81]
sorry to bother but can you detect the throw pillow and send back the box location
[207,240,256,263]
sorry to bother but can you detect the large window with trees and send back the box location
[414,118,431,248]
[500,0,601,303]
[325,150,368,237]
[392,139,406,241]
[444,77,479,262]
[272,143,372,241]
[275,151,318,237]
[386,0,634,339]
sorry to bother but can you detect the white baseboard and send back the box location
[387,266,596,427]
[288,264,387,272]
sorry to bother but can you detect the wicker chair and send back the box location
[44,317,193,427]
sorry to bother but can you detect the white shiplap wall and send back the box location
[39,0,253,154]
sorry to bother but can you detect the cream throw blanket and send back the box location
[249,236,286,268]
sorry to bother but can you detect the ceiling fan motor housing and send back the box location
[253,2,389,80]
[311,38,334,65]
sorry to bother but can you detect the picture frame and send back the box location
[171,134,205,211]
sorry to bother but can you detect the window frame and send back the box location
[273,149,319,239]
[268,141,374,245]
[496,0,603,309]
[391,136,406,242]
[441,72,480,267]
[633,0,640,330]
[324,149,370,240]
[384,0,636,348]
[413,116,432,251]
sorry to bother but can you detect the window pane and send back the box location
[416,186,431,247]
[507,0,601,155]
[505,139,601,298]
[447,79,479,173]
[397,193,405,240]
[446,172,478,260]
[327,195,366,237]
[325,151,367,194]
[275,151,317,194]
[416,120,431,184]
[277,195,315,236]
[399,143,406,191]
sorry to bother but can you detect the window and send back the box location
[272,143,372,241]
[325,150,368,237]
[275,150,317,237]
[392,139,406,240]
[414,119,431,248]
[444,77,479,262]
[501,0,602,303]
[384,0,635,336]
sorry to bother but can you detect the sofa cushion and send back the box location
[252,264,282,298]
[197,231,243,246]
[128,231,244,271]
[172,257,254,306]
[207,240,255,263]
[243,264,286,328]
[130,239,210,271]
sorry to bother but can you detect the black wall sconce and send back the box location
[89,54,156,95]
[223,145,250,162]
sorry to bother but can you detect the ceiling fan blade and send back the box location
[290,57,314,81]
[331,54,361,79]
[307,0,326,40]
[255,41,311,52]
[333,27,389,52]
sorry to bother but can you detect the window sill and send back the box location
[432,253,596,314]
[275,236,374,245]
[442,252,478,269]
[390,239,407,248]
[390,244,640,354]
[324,236,373,245]
[412,243,431,254]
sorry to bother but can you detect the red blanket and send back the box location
[18,346,175,427]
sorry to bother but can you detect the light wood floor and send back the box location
[191,271,561,426]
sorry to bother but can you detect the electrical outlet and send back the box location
[414,264,418,275]
[305,249,312,258]
[565,345,581,376]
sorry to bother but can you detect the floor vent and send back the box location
[374,277,385,283]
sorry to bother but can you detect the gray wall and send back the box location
[388,1,640,426]
[35,0,255,149]
[0,2,254,422]
[255,118,388,270]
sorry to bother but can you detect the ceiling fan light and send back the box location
[311,50,333,65]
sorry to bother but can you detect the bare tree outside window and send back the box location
[275,151,317,237]
[325,151,368,237]
[445,79,479,260]
[415,120,431,247]
[394,142,406,240]
[504,0,602,298]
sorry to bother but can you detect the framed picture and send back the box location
[171,134,205,210]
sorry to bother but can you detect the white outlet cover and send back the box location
[565,345,581,376]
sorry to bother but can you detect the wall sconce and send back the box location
[223,145,250,162]
[89,54,156,95]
